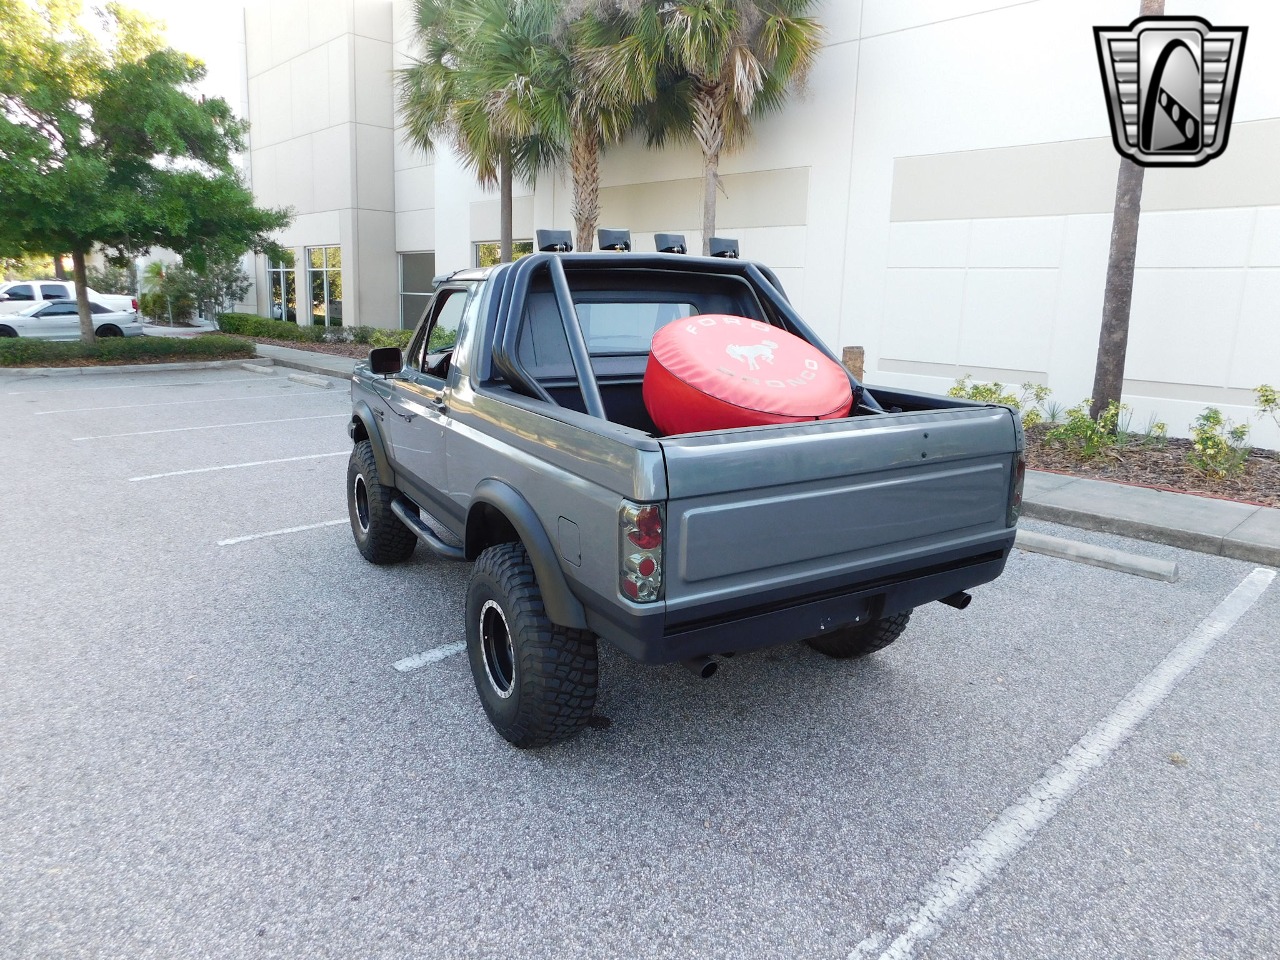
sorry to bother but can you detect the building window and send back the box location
[400,251,437,330]
[307,245,342,326]
[474,240,534,268]
[267,257,296,322]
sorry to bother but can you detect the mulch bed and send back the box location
[219,334,369,359]
[1027,425,1280,508]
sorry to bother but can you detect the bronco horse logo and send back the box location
[725,339,779,371]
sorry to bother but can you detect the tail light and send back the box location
[619,500,663,603]
[1007,451,1026,526]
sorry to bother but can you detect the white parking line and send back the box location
[36,392,334,415]
[74,414,347,441]
[848,566,1276,960]
[129,451,347,482]
[218,518,348,546]
[7,376,269,395]
[393,642,467,673]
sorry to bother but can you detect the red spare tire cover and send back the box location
[643,314,853,435]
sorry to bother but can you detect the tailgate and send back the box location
[658,406,1018,617]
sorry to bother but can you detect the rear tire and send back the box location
[347,440,416,564]
[0,326,16,338]
[466,543,598,748]
[96,325,123,337]
[805,610,912,659]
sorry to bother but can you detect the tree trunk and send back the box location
[54,256,68,280]
[71,249,96,344]
[499,144,513,264]
[1089,0,1163,423]
[571,121,600,254]
[691,81,727,256]
[1089,157,1145,421]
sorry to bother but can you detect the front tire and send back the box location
[805,610,912,659]
[466,543,598,748]
[347,440,416,564]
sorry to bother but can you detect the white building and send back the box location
[240,0,1280,445]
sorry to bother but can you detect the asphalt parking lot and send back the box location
[1,366,1277,960]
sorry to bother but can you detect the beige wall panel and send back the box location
[244,5,272,77]
[958,269,1057,373]
[355,125,395,212]
[396,210,435,254]
[395,166,434,214]
[879,359,1046,384]
[890,140,1119,222]
[1046,213,1111,402]
[598,168,809,234]
[1249,207,1280,266]
[328,39,352,126]
[268,0,308,65]
[308,0,351,48]
[356,210,400,329]
[880,269,964,366]
[1136,210,1255,269]
[967,217,1065,269]
[354,0,394,41]
[1143,120,1280,211]
[468,196,535,244]
[278,135,317,213]
[353,36,395,129]
[289,46,331,134]
[1127,269,1246,387]
[311,126,353,212]
[861,0,1045,38]
[1229,269,1280,389]
[278,211,341,249]
[887,220,971,269]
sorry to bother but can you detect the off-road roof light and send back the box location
[709,237,739,259]
[536,229,573,253]
[655,233,687,254]
[597,228,631,252]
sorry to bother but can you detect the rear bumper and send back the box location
[581,532,1016,664]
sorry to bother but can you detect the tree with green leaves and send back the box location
[0,0,289,342]
[611,0,824,256]
[399,0,560,264]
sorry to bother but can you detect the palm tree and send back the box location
[398,0,558,263]
[632,0,825,256]
[1090,0,1164,421]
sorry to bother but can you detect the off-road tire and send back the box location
[805,610,912,659]
[466,543,598,748]
[347,440,416,564]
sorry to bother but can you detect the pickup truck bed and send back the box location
[348,251,1024,747]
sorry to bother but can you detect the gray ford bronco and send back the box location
[347,248,1024,747]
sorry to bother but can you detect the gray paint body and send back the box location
[350,255,1021,664]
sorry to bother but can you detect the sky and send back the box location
[120,0,249,112]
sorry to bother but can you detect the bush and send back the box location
[1187,408,1250,479]
[1044,400,1125,459]
[0,334,254,367]
[216,312,315,341]
[371,329,414,349]
[948,375,1051,427]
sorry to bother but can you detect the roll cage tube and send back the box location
[490,253,607,420]
[487,251,880,416]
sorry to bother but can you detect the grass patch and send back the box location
[0,334,255,368]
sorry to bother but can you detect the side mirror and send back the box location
[369,346,402,376]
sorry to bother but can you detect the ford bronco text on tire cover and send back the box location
[347,246,1024,748]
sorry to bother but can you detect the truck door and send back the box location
[387,284,470,521]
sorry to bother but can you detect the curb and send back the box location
[1014,529,1180,582]
[287,372,333,389]
[0,358,253,378]
[254,346,353,381]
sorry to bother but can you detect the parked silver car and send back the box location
[0,300,145,339]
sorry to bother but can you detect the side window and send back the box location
[8,284,35,301]
[420,289,468,379]
[90,303,109,314]
[40,284,68,300]
[40,303,77,316]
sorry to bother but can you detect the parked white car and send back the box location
[0,300,145,339]
[0,280,137,315]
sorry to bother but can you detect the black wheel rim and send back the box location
[353,474,370,533]
[480,600,515,698]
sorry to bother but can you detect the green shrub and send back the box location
[1258,384,1279,430]
[1044,400,1125,459]
[948,375,1051,427]
[1187,408,1250,479]
[371,328,414,349]
[0,334,254,367]
[216,312,313,341]
[349,325,375,345]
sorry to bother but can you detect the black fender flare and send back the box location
[349,401,396,486]
[467,478,588,630]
